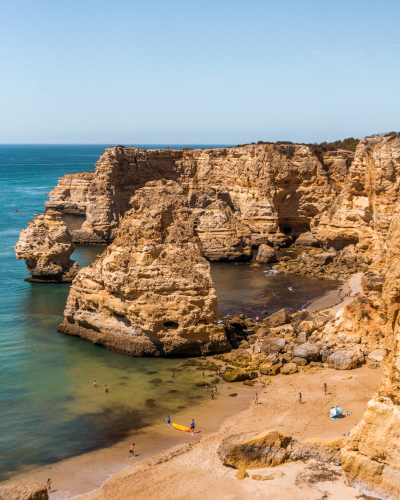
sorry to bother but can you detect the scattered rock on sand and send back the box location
[290,437,346,466]
[280,362,298,375]
[252,472,285,481]
[235,468,249,480]
[0,482,48,500]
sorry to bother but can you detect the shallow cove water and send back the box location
[0,145,339,486]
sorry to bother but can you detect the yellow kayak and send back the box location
[172,423,191,432]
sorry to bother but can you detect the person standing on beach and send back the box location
[93,380,97,387]
[47,479,51,495]
[205,384,208,392]
[256,316,259,325]
[255,393,258,405]
[258,346,261,354]
[299,392,302,404]
[323,383,327,396]
[202,371,205,377]
[190,419,195,435]
[211,391,214,399]
[252,344,255,354]
[217,368,221,377]
[338,289,341,296]
[165,415,171,427]
[104,385,108,393]
[128,444,135,458]
[214,386,217,394]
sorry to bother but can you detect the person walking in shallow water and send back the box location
[165,415,171,427]
[128,443,135,458]
[93,380,97,387]
[104,385,108,393]
[171,371,175,378]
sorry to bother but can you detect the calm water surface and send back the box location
[0,145,338,481]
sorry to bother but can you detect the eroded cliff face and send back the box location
[313,135,400,264]
[14,210,79,282]
[45,171,95,216]
[194,200,252,261]
[61,144,340,249]
[341,201,400,499]
[58,180,230,357]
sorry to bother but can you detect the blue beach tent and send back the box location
[330,406,343,418]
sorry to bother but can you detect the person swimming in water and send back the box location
[93,380,97,387]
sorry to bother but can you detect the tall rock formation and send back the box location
[57,180,230,357]
[313,134,400,263]
[65,144,339,247]
[341,199,400,500]
[14,211,79,282]
[194,200,252,261]
[45,171,95,216]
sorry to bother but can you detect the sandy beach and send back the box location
[79,363,381,500]
[5,272,374,500]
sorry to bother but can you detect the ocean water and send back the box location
[0,145,339,482]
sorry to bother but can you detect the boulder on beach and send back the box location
[223,369,258,382]
[259,361,282,376]
[280,362,298,375]
[292,343,320,361]
[327,349,364,370]
[263,308,290,327]
[218,430,293,469]
[294,232,320,247]
[261,335,287,353]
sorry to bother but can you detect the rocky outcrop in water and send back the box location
[58,180,230,357]
[14,211,79,282]
[45,171,95,216]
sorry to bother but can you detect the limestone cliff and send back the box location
[45,171,95,216]
[313,134,400,263]
[70,144,338,248]
[14,210,79,282]
[194,200,252,261]
[341,201,400,500]
[58,180,230,357]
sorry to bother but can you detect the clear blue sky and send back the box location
[0,0,399,144]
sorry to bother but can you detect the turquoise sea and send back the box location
[0,145,339,482]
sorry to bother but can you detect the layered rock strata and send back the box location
[58,180,230,357]
[66,144,340,247]
[194,200,252,261]
[313,134,400,263]
[45,171,95,216]
[14,211,79,282]
[341,202,400,499]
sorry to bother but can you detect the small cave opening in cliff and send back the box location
[282,226,292,235]
[163,321,179,329]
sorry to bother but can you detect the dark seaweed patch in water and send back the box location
[120,376,129,380]
[149,378,162,384]
[146,371,158,375]
[166,380,174,384]
[145,399,155,403]
[0,404,147,482]
[177,406,186,409]
[168,390,178,393]
[229,393,238,397]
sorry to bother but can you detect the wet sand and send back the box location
[306,273,363,313]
